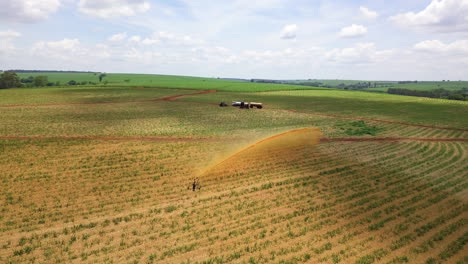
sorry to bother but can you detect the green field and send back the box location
[17,72,329,92]
[17,73,468,94]
[1,75,467,264]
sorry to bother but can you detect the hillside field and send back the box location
[16,72,468,93]
[16,73,329,92]
[0,75,467,264]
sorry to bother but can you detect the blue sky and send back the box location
[1,0,467,80]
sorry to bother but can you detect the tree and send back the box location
[34,76,48,87]
[20,76,34,83]
[99,73,106,82]
[68,80,77,85]
[0,72,21,89]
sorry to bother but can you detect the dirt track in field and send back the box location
[156,90,217,101]
[0,89,217,108]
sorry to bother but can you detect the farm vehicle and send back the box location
[220,101,263,109]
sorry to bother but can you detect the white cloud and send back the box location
[190,46,239,64]
[0,0,61,23]
[108,32,127,41]
[325,43,392,64]
[142,38,160,45]
[129,35,141,42]
[139,32,203,46]
[78,0,150,18]
[359,6,378,19]
[31,38,109,62]
[280,24,298,39]
[414,40,468,54]
[0,30,21,39]
[390,0,468,32]
[339,24,368,38]
[32,39,86,59]
[0,30,21,53]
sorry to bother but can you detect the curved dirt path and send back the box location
[0,89,217,108]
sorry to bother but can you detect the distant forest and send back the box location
[388,88,467,101]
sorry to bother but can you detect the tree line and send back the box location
[388,88,467,101]
[0,72,107,89]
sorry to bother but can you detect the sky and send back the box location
[1,0,467,80]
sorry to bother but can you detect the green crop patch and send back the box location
[343,121,382,136]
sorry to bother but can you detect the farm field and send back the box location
[16,73,468,97]
[16,73,329,92]
[0,81,467,264]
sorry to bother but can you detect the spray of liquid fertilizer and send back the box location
[197,128,323,179]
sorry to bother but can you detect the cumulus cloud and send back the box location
[31,38,110,62]
[0,0,61,23]
[359,6,378,19]
[414,40,468,54]
[32,39,86,59]
[390,0,468,32]
[339,24,368,38]
[108,32,127,41]
[280,24,298,39]
[0,30,21,53]
[325,43,392,64]
[0,30,21,39]
[78,0,150,18]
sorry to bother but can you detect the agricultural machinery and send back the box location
[229,101,263,109]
